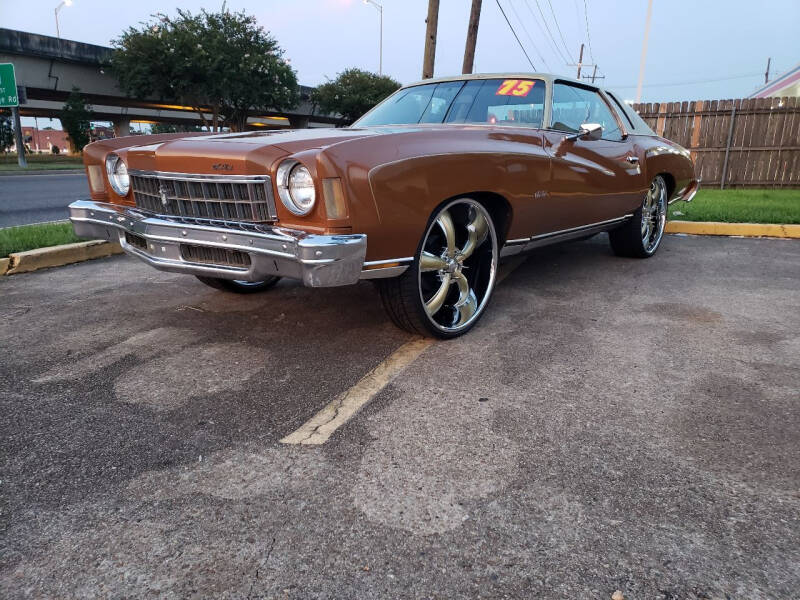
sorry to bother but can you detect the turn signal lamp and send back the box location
[322,178,347,219]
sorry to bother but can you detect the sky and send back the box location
[2,0,798,117]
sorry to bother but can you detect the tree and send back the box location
[311,68,401,124]
[110,8,299,132]
[0,110,13,154]
[60,87,92,153]
[150,122,206,134]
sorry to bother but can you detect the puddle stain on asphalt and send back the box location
[33,327,196,383]
[113,342,267,411]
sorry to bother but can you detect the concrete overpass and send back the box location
[0,28,343,134]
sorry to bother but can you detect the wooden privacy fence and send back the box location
[632,97,800,188]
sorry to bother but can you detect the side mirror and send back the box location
[565,123,603,141]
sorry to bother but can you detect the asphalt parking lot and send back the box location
[1,234,798,599]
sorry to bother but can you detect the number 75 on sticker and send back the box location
[495,79,535,97]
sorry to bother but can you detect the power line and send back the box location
[509,0,552,70]
[582,0,595,63]
[520,0,565,67]
[546,0,575,63]
[529,0,570,65]
[495,0,537,71]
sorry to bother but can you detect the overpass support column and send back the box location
[112,118,131,137]
[288,115,309,129]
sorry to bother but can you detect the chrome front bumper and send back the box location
[68,200,367,287]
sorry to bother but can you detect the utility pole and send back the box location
[462,0,482,75]
[567,44,590,80]
[11,106,26,168]
[764,57,771,84]
[422,0,440,79]
[582,64,605,84]
[635,0,654,103]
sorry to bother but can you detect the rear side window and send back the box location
[606,90,656,136]
[551,82,624,141]
[606,91,635,129]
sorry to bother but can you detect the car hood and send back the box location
[121,128,389,174]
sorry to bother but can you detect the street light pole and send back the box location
[363,0,383,75]
[54,0,73,42]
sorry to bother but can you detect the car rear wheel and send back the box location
[377,198,499,339]
[195,276,281,294]
[609,175,668,258]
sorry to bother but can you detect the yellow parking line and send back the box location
[280,256,528,446]
[280,337,434,445]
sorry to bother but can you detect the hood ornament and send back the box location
[212,163,234,171]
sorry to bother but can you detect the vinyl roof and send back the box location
[402,72,597,90]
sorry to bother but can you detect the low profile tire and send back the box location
[195,276,281,294]
[609,175,668,258]
[377,198,499,339]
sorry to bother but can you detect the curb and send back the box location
[666,221,800,239]
[2,240,123,276]
[0,169,84,177]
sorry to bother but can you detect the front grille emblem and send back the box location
[158,185,169,206]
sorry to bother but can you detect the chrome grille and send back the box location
[130,170,277,223]
[180,244,251,268]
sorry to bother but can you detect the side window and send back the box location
[606,91,635,129]
[551,83,624,141]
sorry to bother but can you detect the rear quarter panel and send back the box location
[639,135,696,198]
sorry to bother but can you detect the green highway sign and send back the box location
[0,63,19,107]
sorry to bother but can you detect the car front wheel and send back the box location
[609,175,668,258]
[195,276,281,293]
[377,198,499,339]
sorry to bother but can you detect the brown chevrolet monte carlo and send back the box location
[69,73,698,338]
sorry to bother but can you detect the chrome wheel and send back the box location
[418,199,498,334]
[641,176,667,254]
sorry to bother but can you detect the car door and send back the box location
[541,81,646,231]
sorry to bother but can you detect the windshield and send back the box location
[354,78,545,128]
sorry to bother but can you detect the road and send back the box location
[1,235,798,598]
[0,173,88,227]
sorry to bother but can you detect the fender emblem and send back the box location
[534,190,548,200]
[212,163,234,171]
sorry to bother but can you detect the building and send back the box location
[20,126,70,153]
[749,62,800,98]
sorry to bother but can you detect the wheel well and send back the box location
[459,192,513,245]
[657,172,676,199]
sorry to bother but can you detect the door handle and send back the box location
[626,156,639,164]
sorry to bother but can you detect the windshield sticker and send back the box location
[496,79,535,97]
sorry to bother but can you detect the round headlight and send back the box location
[277,160,316,216]
[105,154,130,196]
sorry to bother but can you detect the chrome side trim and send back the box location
[359,265,409,279]
[363,257,413,267]
[528,215,633,241]
[500,214,633,257]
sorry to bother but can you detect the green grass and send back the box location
[668,189,800,224]
[0,222,83,258]
[0,153,83,171]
